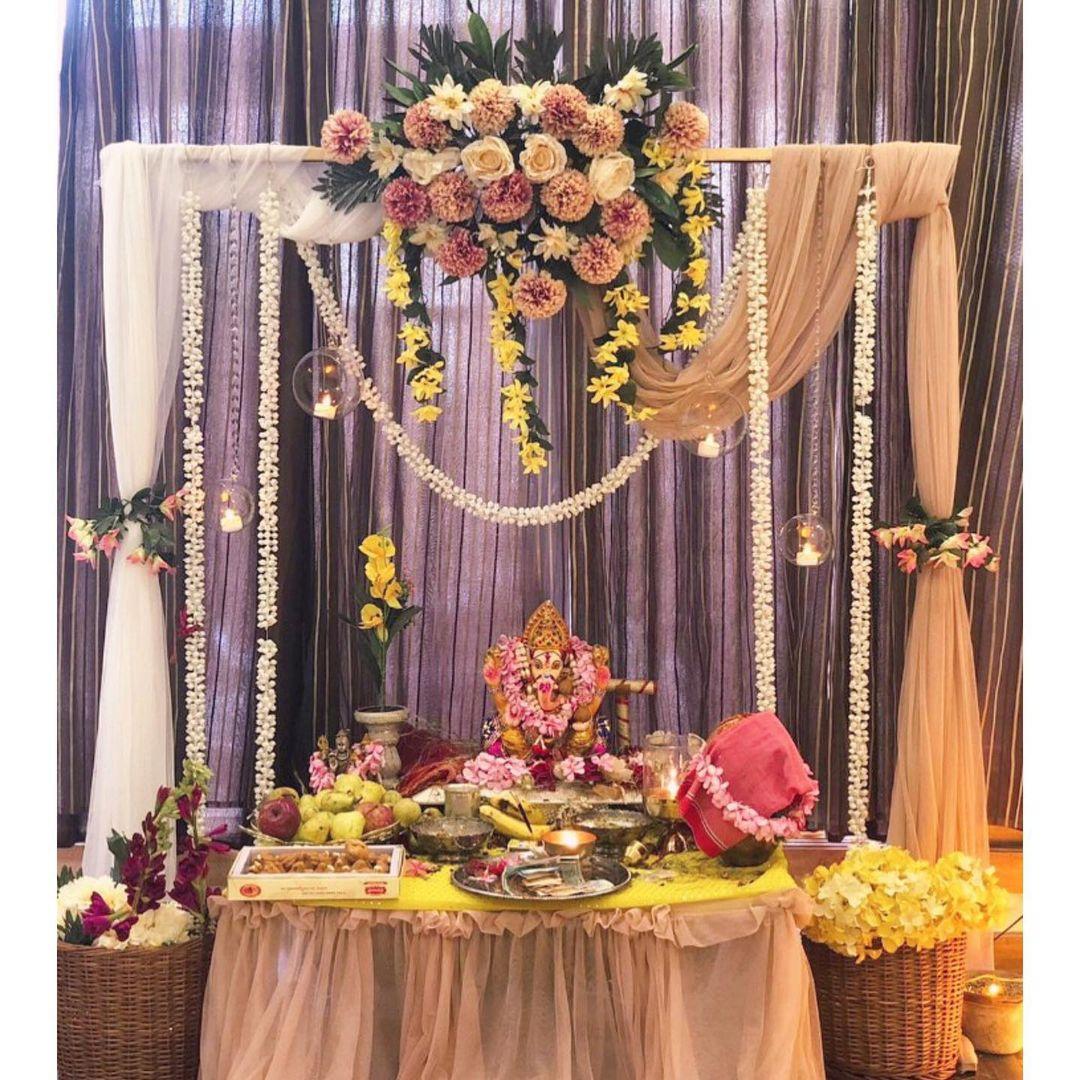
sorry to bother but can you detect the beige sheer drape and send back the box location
[200,892,824,1080]
[581,143,989,869]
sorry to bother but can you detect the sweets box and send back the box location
[227,844,406,902]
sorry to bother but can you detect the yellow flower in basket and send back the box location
[803,844,1007,963]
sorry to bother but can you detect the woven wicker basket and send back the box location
[57,934,211,1080]
[805,936,967,1080]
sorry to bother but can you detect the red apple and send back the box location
[258,796,301,841]
[356,801,380,820]
[363,805,395,832]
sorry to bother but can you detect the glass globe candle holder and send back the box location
[779,513,833,567]
[216,479,255,534]
[641,732,694,820]
[292,347,361,421]
[679,382,748,460]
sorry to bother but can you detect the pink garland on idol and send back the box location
[308,742,386,793]
[489,633,602,743]
[687,751,820,844]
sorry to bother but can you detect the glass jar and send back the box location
[641,731,704,819]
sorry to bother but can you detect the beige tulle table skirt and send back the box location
[200,891,823,1080]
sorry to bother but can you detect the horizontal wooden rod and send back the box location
[299,146,773,163]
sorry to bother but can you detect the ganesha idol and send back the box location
[481,601,611,761]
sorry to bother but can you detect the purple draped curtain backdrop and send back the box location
[57,0,1022,840]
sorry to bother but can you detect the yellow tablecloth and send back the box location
[307,846,796,912]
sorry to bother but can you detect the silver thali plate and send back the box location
[451,855,632,903]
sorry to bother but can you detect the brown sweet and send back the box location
[247,842,390,875]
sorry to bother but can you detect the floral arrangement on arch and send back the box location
[57,760,228,949]
[65,485,187,574]
[802,845,1007,963]
[315,5,720,474]
[873,499,999,575]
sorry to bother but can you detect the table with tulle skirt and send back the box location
[199,849,825,1080]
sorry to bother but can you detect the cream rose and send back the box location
[519,133,567,183]
[461,136,514,186]
[588,151,636,203]
[402,147,460,186]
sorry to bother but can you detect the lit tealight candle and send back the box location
[219,507,244,533]
[542,829,597,857]
[796,541,822,567]
[695,433,721,459]
[963,973,1022,1056]
[313,393,338,420]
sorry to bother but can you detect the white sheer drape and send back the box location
[84,142,384,874]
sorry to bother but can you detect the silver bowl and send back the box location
[568,808,652,852]
[408,816,494,861]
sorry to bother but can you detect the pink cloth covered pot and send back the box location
[677,712,819,855]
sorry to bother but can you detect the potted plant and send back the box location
[57,760,229,1080]
[802,845,1007,1080]
[346,531,420,788]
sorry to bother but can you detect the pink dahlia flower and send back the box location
[600,191,652,243]
[382,177,432,227]
[512,271,567,319]
[572,104,624,157]
[428,170,478,222]
[571,234,623,285]
[469,78,517,136]
[540,169,594,222]
[660,101,709,154]
[320,109,373,164]
[403,100,452,150]
[435,228,488,278]
[480,170,534,223]
[539,84,588,138]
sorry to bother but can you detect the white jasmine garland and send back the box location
[846,174,878,839]
[253,187,282,804]
[179,191,208,772]
[744,187,777,714]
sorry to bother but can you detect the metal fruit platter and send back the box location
[451,854,631,903]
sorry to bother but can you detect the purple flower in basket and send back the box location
[82,892,136,942]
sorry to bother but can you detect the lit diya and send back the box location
[542,829,597,857]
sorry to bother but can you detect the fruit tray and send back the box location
[227,844,406,902]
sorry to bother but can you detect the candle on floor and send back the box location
[962,973,1023,1055]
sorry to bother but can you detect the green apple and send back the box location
[382,790,402,806]
[314,790,336,811]
[392,797,422,826]
[422,807,443,818]
[298,794,318,822]
[357,780,385,805]
[330,810,366,841]
[333,774,365,800]
[297,811,332,844]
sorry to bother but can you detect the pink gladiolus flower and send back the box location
[872,527,895,549]
[73,549,97,567]
[127,546,148,565]
[895,523,928,548]
[928,550,960,569]
[896,549,918,574]
[66,515,96,551]
[964,538,993,569]
[160,487,187,521]
[96,529,122,557]
[149,555,175,575]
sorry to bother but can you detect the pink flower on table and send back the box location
[159,486,188,521]
[964,536,993,569]
[896,548,919,574]
[591,752,632,783]
[462,752,529,791]
[96,529,122,558]
[553,755,585,782]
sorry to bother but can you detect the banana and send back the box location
[479,804,551,842]
[486,794,547,825]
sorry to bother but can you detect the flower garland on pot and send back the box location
[180,190,209,771]
[846,170,878,839]
[253,186,283,805]
[873,500,999,574]
[314,6,722,474]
